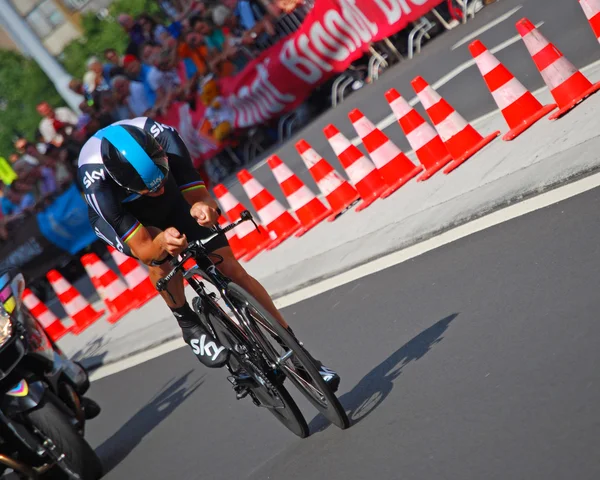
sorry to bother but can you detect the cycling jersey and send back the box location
[77,116,227,256]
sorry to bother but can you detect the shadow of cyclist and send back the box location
[308,313,458,434]
[96,370,204,473]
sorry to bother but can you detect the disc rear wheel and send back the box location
[227,283,350,430]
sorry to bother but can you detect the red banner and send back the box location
[220,0,445,128]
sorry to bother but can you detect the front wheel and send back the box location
[24,394,103,479]
[227,283,350,430]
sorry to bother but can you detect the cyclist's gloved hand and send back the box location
[190,201,219,228]
[161,227,188,256]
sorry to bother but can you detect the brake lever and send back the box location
[239,210,260,232]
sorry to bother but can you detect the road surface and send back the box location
[85,182,600,480]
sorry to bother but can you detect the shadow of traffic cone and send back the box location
[385,88,453,181]
[411,75,500,175]
[295,139,360,221]
[267,155,331,236]
[469,39,556,140]
[46,270,104,335]
[580,0,600,43]
[23,288,70,341]
[237,169,301,249]
[213,184,272,261]
[107,246,159,306]
[81,253,141,324]
[218,215,247,260]
[349,109,422,196]
[324,124,386,211]
[516,17,600,120]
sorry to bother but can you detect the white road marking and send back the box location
[90,168,600,380]
[451,5,524,50]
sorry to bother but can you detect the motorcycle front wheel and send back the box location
[24,395,103,479]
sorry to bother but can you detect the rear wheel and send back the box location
[24,394,102,479]
[227,283,350,430]
[195,295,309,438]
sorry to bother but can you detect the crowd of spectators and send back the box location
[0,0,311,241]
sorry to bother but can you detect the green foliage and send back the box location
[0,50,61,156]
[61,0,163,78]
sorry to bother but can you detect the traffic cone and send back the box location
[218,215,247,259]
[411,76,500,175]
[107,246,159,306]
[385,88,453,181]
[22,288,70,341]
[81,253,141,324]
[213,184,271,261]
[267,155,331,236]
[580,0,600,43]
[237,169,301,249]
[295,139,360,221]
[469,39,557,140]
[323,124,386,211]
[46,270,104,335]
[516,17,600,120]
[348,109,423,196]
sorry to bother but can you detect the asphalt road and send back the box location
[224,0,600,209]
[86,182,600,480]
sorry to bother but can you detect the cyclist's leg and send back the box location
[212,246,341,391]
[92,217,227,368]
[212,246,289,329]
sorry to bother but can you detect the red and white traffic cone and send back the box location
[349,109,422,196]
[295,139,360,221]
[469,39,556,140]
[46,270,104,335]
[267,154,331,236]
[411,75,500,175]
[324,124,386,211]
[81,253,141,324]
[218,215,247,260]
[580,0,600,43]
[213,184,271,261]
[107,246,159,306]
[237,169,301,249]
[516,17,600,120]
[385,88,453,181]
[22,288,70,342]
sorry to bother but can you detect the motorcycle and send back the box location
[0,270,103,479]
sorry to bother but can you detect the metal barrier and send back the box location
[407,17,436,59]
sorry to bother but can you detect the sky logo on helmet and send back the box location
[148,175,163,191]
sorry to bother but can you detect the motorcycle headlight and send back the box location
[0,306,13,348]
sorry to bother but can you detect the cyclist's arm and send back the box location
[81,166,171,265]
[151,120,219,211]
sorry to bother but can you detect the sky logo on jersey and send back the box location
[82,169,106,188]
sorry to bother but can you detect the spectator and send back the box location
[140,41,162,65]
[69,78,94,106]
[112,75,153,117]
[123,54,157,104]
[118,13,146,56]
[1,183,35,218]
[147,49,182,105]
[83,56,110,95]
[180,29,211,77]
[103,48,125,82]
[36,102,79,147]
[138,13,171,45]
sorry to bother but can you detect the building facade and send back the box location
[6,0,114,56]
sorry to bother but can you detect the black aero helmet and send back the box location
[99,124,169,193]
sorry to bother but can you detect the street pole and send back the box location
[0,0,82,112]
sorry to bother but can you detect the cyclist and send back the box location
[77,118,340,394]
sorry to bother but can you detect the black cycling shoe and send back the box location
[292,355,341,393]
[180,323,229,368]
[279,328,341,393]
